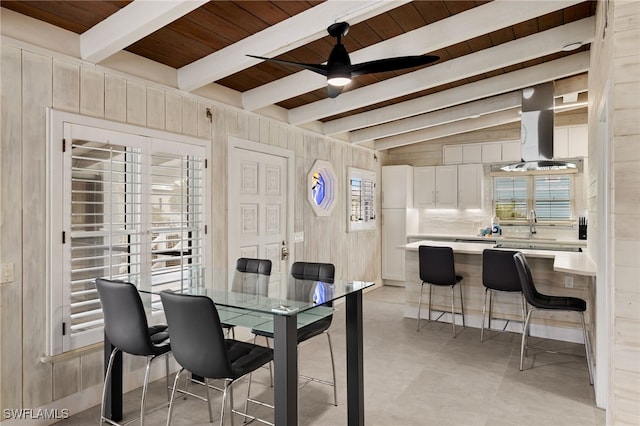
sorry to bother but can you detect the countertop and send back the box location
[407,233,587,248]
[401,239,596,276]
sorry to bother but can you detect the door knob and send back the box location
[281,241,289,260]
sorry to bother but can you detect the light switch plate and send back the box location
[564,276,574,288]
[293,232,304,243]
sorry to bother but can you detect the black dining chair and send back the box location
[251,261,337,406]
[481,249,526,342]
[417,245,465,337]
[513,252,593,384]
[160,291,273,426]
[95,278,172,426]
[222,257,272,338]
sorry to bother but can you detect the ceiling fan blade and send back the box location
[350,55,440,76]
[327,84,344,98]
[247,55,328,76]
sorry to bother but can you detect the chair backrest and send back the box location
[95,278,155,356]
[289,262,335,306]
[231,258,272,295]
[482,249,522,292]
[513,252,544,307]
[290,261,334,282]
[236,257,272,275]
[418,246,457,285]
[160,291,234,380]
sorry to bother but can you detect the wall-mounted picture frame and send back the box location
[307,159,337,216]
[347,167,376,232]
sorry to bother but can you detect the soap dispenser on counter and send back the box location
[491,217,501,235]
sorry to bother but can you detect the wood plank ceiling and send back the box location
[2,0,596,150]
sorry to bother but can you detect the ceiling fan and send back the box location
[248,22,440,98]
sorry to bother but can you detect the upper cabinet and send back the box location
[554,125,588,159]
[457,164,483,209]
[462,144,482,164]
[443,145,463,165]
[413,165,458,208]
[381,165,413,208]
[501,140,522,162]
[444,140,522,165]
[481,142,503,163]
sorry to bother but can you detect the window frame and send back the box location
[492,172,576,224]
[47,110,210,356]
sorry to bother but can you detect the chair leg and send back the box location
[166,368,184,426]
[139,356,154,426]
[204,378,214,423]
[459,283,465,327]
[487,289,493,332]
[520,308,534,371]
[428,284,433,322]
[326,331,338,406]
[244,372,253,423]
[165,354,170,401]
[101,348,119,425]
[520,295,527,339]
[481,288,489,342]
[220,382,228,426]
[417,282,424,331]
[229,381,235,426]
[450,285,456,338]
[579,312,594,385]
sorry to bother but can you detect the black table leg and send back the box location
[346,290,364,426]
[104,333,123,422]
[273,314,297,425]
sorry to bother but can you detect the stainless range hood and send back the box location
[500,82,577,172]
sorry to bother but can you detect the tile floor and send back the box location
[63,285,604,425]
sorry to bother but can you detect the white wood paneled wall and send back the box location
[588,0,640,421]
[0,40,381,414]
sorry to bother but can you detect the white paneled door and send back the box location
[229,142,290,281]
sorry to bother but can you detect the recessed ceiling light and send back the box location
[562,42,583,51]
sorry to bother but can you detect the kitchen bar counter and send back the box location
[401,240,596,276]
[400,239,596,344]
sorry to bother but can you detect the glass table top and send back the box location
[136,268,374,317]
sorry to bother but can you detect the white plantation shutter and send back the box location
[494,176,528,220]
[49,115,208,355]
[493,174,573,223]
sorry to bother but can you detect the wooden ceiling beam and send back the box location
[374,109,522,151]
[80,0,207,63]
[347,64,589,144]
[242,0,586,112]
[289,17,595,125]
[177,0,410,92]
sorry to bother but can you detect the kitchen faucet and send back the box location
[528,209,537,238]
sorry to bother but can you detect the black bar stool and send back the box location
[481,249,526,342]
[513,252,593,384]
[416,245,465,337]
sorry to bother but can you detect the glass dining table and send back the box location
[102,268,374,426]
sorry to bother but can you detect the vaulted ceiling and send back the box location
[2,0,596,150]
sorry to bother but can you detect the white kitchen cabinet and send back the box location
[462,144,482,164]
[381,165,413,208]
[457,164,483,209]
[443,145,463,165]
[554,125,588,158]
[414,165,457,208]
[502,140,522,162]
[413,166,436,207]
[481,143,502,163]
[435,165,458,207]
[381,208,418,281]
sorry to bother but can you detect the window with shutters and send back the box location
[493,174,573,223]
[48,111,209,355]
